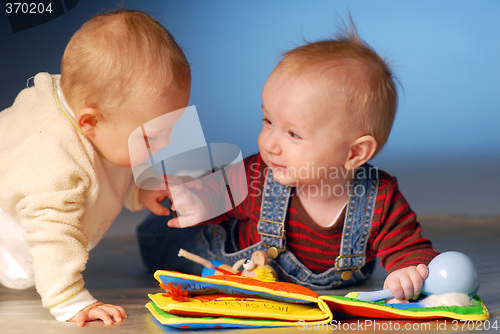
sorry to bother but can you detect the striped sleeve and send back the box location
[202,154,263,226]
[369,172,439,273]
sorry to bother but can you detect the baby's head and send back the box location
[61,10,191,167]
[259,23,398,186]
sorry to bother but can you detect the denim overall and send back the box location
[199,163,379,290]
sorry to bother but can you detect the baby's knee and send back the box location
[0,272,35,290]
[0,256,35,290]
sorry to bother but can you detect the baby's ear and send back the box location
[344,135,377,170]
[77,107,102,138]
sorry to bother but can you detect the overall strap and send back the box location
[257,169,292,259]
[334,163,379,280]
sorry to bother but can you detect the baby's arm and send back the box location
[383,264,428,300]
[371,175,438,298]
[17,168,127,324]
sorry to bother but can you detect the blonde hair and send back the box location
[277,21,398,156]
[61,10,190,115]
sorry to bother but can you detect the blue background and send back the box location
[1,0,499,215]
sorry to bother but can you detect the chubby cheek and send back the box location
[111,147,134,168]
[257,129,267,154]
[128,150,148,167]
[109,137,134,167]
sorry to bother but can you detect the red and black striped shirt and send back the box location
[205,154,438,274]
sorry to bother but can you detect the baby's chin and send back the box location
[269,169,297,186]
[107,155,134,168]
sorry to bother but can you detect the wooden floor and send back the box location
[1,215,498,333]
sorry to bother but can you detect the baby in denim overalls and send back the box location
[137,23,439,302]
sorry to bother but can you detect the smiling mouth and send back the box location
[271,163,286,169]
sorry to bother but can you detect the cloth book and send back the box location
[146,270,489,330]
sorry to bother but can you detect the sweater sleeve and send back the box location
[370,175,439,273]
[16,169,95,317]
[48,289,97,321]
[123,176,145,212]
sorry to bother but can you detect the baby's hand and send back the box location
[139,188,171,216]
[383,264,428,301]
[167,182,206,228]
[138,175,203,216]
[68,302,127,327]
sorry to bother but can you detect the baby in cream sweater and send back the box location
[0,10,190,326]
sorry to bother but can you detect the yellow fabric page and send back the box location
[149,293,329,322]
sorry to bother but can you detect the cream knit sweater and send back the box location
[0,73,141,321]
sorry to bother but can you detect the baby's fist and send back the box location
[383,264,428,301]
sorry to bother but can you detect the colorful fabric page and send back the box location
[146,301,287,329]
[320,295,489,321]
[154,270,319,304]
[149,292,330,322]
